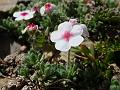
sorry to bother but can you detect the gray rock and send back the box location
[21,85,31,90]
[0,0,17,11]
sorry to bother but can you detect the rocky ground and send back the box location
[0,77,39,90]
[0,0,17,11]
[0,44,41,90]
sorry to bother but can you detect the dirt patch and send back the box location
[0,77,16,89]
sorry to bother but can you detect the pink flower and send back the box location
[69,19,78,26]
[32,6,40,13]
[40,3,55,16]
[50,21,85,52]
[27,23,38,31]
[13,10,35,21]
[22,23,38,34]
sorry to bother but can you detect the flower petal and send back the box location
[13,11,21,17]
[55,40,71,52]
[15,16,24,21]
[22,10,35,15]
[30,11,35,14]
[80,24,89,37]
[71,25,83,35]
[40,6,45,16]
[50,31,63,42]
[58,22,72,31]
[24,14,34,20]
[69,19,78,26]
[21,28,27,34]
[69,35,84,47]
[23,10,32,13]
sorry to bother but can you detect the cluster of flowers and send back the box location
[13,3,55,21]
[13,3,55,33]
[13,2,89,52]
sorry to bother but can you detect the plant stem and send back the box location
[68,50,70,64]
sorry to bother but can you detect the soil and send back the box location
[0,78,16,89]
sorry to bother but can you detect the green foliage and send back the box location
[95,40,120,64]
[19,49,112,89]
[110,80,120,90]
[75,60,112,90]
[19,49,78,89]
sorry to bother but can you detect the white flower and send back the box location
[40,3,55,16]
[13,10,35,21]
[50,21,85,52]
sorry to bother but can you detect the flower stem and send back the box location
[68,50,70,65]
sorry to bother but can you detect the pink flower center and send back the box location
[27,23,37,31]
[21,12,28,16]
[45,3,52,12]
[33,6,40,12]
[45,3,51,8]
[63,31,73,41]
